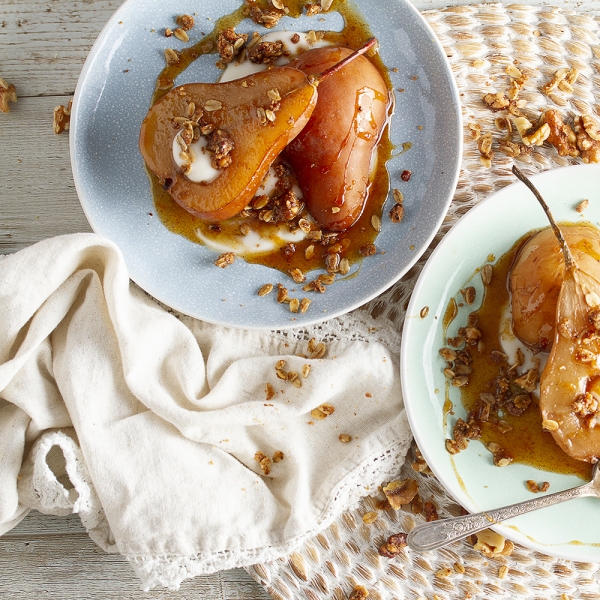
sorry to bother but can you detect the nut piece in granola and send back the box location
[541,109,579,158]
[378,532,408,558]
[176,14,195,31]
[0,77,17,113]
[382,478,419,510]
[215,252,235,268]
[310,403,335,420]
[249,6,284,29]
[217,28,248,65]
[53,99,73,134]
[574,114,600,163]
[206,129,235,169]
[348,585,369,600]
[254,451,272,475]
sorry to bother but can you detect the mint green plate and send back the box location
[401,164,600,561]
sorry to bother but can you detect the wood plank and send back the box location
[0,94,91,253]
[1,512,270,599]
[0,0,123,98]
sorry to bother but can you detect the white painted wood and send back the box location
[1,0,598,597]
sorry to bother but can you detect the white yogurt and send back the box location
[172,134,220,184]
[196,219,307,254]
[173,31,328,256]
[220,31,330,83]
[498,303,548,373]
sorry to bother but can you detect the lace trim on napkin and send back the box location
[127,412,412,591]
[17,430,117,553]
[272,308,402,354]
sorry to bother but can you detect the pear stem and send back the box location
[310,38,379,85]
[512,165,576,271]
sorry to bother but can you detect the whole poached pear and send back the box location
[512,166,600,462]
[139,39,387,226]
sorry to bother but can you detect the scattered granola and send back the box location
[265,382,275,400]
[348,585,369,600]
[576,199,589,213]
[176,14,195,31]
[277,283,289,303]
[299,297,311,313]
[339,433,352,443]
[362,511,378,524]
[310,403,334,420]
[258,283,274,296]
[474,529,514,557]
[477,131,493,168]
[173,27,189,42]
[542,109,579,158]
[460,286,476,305]
[378,532,408,558]
[382,479,419,509]
[249,6,284,29]
[542,67,579,95]
[255,451,272,475]
[273,450,285,463]
[305,3,322,16]
[0,77,17,113]
[481,263,493,285]
[206,129,234,169]
[215,252,235,268]
[389,203,404,223]
[574,114,600,163]
[359,243,377,257]
[164,47,181,66]
[53,98,72,134]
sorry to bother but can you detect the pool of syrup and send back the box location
[146,0,397,274]
[447,230,592,480]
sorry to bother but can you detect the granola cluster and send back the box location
[564,306,600,428]
[216,28,249,67]
[172,98,235,174]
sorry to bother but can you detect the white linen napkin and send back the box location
[0,233,411,590]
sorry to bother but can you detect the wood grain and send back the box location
[4,0,600,598]
[1,512,270,599]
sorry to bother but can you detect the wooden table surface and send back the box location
[0,0,594,597]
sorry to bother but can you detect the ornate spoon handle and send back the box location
[407,481,595,552]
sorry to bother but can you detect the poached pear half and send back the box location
[140,67,318,221]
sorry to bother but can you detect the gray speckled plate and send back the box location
[70,0,461,330]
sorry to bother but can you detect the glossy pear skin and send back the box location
[285,47,390,231]
[511,225,600,351]
[539,265,600,462]
[139,67,317,221]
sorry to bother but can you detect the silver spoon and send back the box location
[407,462,600,552]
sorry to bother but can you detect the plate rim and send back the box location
[401,162,600,561]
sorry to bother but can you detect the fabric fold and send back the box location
[0,233,411,590]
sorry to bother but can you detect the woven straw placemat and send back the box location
[246,3,600,599]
